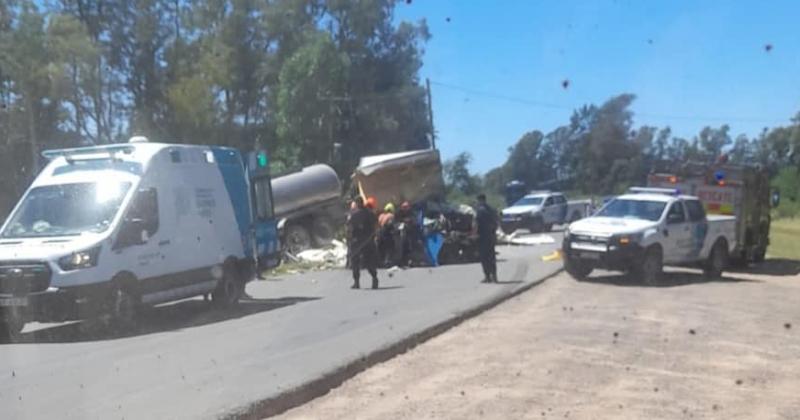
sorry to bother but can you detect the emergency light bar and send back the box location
[42,145,135,163]
[628,187,680,196]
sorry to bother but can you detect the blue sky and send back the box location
[394,0,800,173]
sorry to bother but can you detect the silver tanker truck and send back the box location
[271,164,345,255]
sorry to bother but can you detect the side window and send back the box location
[666,202,686,224]
[254,177,274,221]
[544,197,554,206]
[685,200,706,222]
[128,188,159,235]
[556,195,567,205]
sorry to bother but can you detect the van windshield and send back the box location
[1,181,132,238]
[596,199,666,222]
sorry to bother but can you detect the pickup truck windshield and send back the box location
[597,199,666,222]
[514,197,544,206]
[1,181,132,238]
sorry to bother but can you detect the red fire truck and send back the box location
[648,161,776,264]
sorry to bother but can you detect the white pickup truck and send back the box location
[562,188,737,285]
[501,191,591,234]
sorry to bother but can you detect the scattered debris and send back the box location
[653,387,659,393]
[542,250,563,262]
[784,323,792,330]
[613,332,619,338]
[735,379,743,385]
[712,404,720,411]
[295,240,347,269]
[689,329,696,335]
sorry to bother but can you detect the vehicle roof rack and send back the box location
[628,187,679,196]
[42,145,135,163]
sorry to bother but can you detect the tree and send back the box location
[444,152,480,196]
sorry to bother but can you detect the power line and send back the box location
[428,80,790,125]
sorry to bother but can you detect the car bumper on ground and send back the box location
[562,236,644,271]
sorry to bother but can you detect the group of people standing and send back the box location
[345,193,499,290]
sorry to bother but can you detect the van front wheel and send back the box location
[0,308,25,342]
[212,265,243,308]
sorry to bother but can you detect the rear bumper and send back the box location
[562,236,644,271]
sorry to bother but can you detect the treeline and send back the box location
[0,0,432,215]
[445,94,800,215]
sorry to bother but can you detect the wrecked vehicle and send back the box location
[352,150,480,266]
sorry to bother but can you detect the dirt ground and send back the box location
[273,261,800,420]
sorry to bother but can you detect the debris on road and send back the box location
[497,231,556,246]
[295,240,348,269]
[542,249,563,261]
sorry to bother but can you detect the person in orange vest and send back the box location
[377,202,396,266]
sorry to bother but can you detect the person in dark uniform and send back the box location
[347,197,380,289]
[475,193,498,283]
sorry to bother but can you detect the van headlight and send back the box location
[59,246,101,271]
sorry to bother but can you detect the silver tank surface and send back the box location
[271,164,341,218]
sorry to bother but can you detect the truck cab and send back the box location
[563,187,737,285]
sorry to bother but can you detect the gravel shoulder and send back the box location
[275,263,800,420]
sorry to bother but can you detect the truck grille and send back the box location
[570,234,611,245]
[0,261,52,295]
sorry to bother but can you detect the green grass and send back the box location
[769,218,800,260]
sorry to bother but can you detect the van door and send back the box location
[248,151,280,271]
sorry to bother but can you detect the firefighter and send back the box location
[377,203,396,266]
[397,201,418,267]
[475,194,499,283]
[347,196,380,289]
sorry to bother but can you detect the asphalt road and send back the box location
[1,232,562,420]
[275,261,800,420]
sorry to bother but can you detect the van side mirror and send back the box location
[771,189,781,208]
[115,218,147,249]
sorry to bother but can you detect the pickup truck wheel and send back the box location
[565,257,593,280]
[285,224,312,255]
[0,308,25,342]
[212,265,243,308]
[529,217,544,234]
[704,241,728,279]
[636,247,663,286]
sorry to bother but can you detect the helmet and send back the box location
[366,196,378,209]
[384,203,395,213]
[400,201,411,211]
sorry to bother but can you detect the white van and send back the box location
[0,137,280,338]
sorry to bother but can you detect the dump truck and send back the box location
[271,164,345,255]
[647,161,777,263]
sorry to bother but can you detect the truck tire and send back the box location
[285,224,312,255]
[565,256,593,280]
[311,217,335,247]
[0,308,25,343]
[634,246,663,286]
[529,217,544,234]
[212,264,243,308]
[704,241,728,279]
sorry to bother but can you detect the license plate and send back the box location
[579,252,601,260]
[0,296,28,307]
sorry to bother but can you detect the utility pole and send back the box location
[426,78,436,150]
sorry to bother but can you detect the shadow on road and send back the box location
[726,258,800,277]
[579,271,761,288]
[13,296,320,344]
